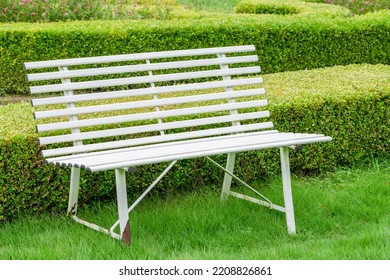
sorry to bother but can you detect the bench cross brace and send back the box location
[69,160,178,244]
[206,147,296,234]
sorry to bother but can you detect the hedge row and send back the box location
[1,64,389,222]
[0,1,389,96]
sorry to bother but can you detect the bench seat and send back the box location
[47,131,330,172]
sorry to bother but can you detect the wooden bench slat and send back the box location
[24,45,256,69]
[32,77,264,106]
[38,111,270,137]
[87,135,331,173]
[45,132,331,172]
[44,111,270,147]
[47,130,280,163]
[27,55,259,82]
[43,124,276,158]
[35,88,265,125]
[39,100,268,145]
[29,67,261,94]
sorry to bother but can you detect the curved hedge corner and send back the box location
[1,64,389,222]
[0,1,389,96]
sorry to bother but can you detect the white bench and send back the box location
[25,45,331,244]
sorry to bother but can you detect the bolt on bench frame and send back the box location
[25,45,332,244]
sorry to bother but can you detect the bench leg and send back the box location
[67,167,80,215]
[221,152,236,201]
[115,168,131,244]
[280,147,296,234]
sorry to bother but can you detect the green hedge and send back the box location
[235,0,348,16]
[0,1,389,96]
[1,64,389,222]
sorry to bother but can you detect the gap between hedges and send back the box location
[0,64,389,222]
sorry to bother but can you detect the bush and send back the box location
[0,1,389,96]
[1,64,389,222]
[304,0,390,16]
[0,0,174,23]
[235,0,342,16]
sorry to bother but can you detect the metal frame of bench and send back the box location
[25,45,331,244]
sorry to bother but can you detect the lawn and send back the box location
[0,159,388,260]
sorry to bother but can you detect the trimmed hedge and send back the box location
[0,1,389,96]
[235,0,348,16]
[1,64,389,222]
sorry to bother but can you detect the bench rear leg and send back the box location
[280,147,296,234]
[67,167,80,215]
[221,152,236,201]
[115,168,131,244]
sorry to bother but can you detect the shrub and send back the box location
[235,0,339,16]
[1,6,389,96]
[0,0,174,23]
[1,64,389,222]
[304,0,390,16]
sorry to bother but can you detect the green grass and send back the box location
[0,159,389,260]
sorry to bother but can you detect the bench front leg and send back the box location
[221,152,236,201]
[67,167,81,215]
[280,147,296,234]
[115,168,131,244]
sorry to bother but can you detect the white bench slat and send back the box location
[29,67,261,94]
[86,134,330,172]
[35,88,265,125]
[42,124,276,158]
[48,130,280,163]
[27,55,259,82]
[46,132,331,172]
[32,77,264,106]
[38,98,268,146]
[38,111,270,137]
[45,112,270,146]
[87,135,331,173]
[24,45,256,69]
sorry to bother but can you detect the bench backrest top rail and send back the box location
[25,45,272,158]
[24,45,256,69]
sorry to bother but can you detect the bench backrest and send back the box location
[25,45,273,158]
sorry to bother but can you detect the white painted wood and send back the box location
[39,103,269,145]
[24,45,256,69]
[32,77,263,106]
[228,191,285,213]
[72,215,114,237]
[115,168,130,244]
[35,87,265,121]
[29,67,261,94]
[67,167,81,215]
[27,55,258,81]
[48,130,277,163]
[40,111,270,145]
[280,147,296,234]
[83,135,331,172]
[45,133,331,171]
[42,125,277,158]
[221,153,236,201]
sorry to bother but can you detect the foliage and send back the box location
[0,0,174,23]
[235,0,350,16]
[304,0,390,15]
[1,6,389,96]
[1,64,389,222]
